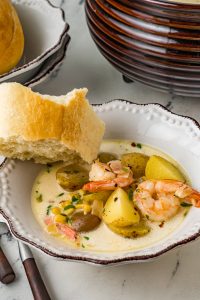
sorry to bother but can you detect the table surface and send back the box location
[2,1,200,299]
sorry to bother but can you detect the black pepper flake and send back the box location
[180,202,192,207]
[114,197,118,202]
[131,142,136,147]
[159,221,165,228]
[115,183,118,187]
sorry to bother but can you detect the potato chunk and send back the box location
[145,155,185,182]
[108,220,150,238]
[102,188,140,227]
[121,153,149,178]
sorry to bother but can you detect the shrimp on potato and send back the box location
[134,179,200,222]
[83,160,133,192]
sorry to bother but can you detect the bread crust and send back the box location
[0,83,105,163]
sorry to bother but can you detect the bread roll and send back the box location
[0,83,105,164]
[0,0,24,75]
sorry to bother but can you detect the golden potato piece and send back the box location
[102,188,140,227]
[121,153,149,178]
[83,191,112,204]
[108,220,150,238]
[71,212,101,232]
[56,164,89,191]
[145,155,185,182]
[98,152,117,163]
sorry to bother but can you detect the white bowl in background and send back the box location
[0,0,69,83]
[1,102,200,265]
[25,33,70,88]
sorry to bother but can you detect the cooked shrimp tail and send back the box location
[83,159,134,192]
[134,179,200,222]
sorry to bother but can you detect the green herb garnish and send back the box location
[84,236,90,240]
[67,218,72,225]
[71,195,81,204]
[46,205,52,215]
[128,189,133,201]
[57,193,64,197]
[81,244,85,248]
[180,202,192,207]
[36,194,43,202]
[64,204,75,210]
[136,143,142,149]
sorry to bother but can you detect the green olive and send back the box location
[56,164,89,191]
[98,152,117,163]
[121,153,149,178]
[108,220,150,238]
[71,212,101,232]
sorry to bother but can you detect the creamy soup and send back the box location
[31,140,189,252]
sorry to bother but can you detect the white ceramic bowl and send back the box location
[1,101,200,266]
[25,33,70,88]
[0,0,69,84]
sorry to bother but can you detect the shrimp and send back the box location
[44,216,77,240]
[134,179,200,222]
[89,160,115,181]
[83,160,133,192]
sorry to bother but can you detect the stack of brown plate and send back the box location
[85,0,200,97]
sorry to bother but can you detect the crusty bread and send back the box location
[0,0,24,74]
[0,83,105,164]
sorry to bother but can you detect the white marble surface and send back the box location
[1,0,200,299]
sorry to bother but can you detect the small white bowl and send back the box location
[25,33,70,88]
[1,102,200,265]
[0,0,69,84]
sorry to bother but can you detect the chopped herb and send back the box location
[102,208,105,213]
[81,244,85,248]
[67,218,72,225]
[57,193,64,197]
[64,204,75,210]
[114,197,118,202]
[136,143,142,149]
[71,195,81,204]
[128,189,133,201]
[84,236,90,240]
[146,215,149,220]
[46,205,52,215]
[184,211,188,217]
[46,163,52,173]
[122,167,129,172]
[180,202,192,207]
[35,190,39,193]
[36,194,43,202]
